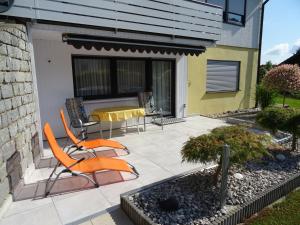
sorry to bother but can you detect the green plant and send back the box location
[181,125,271,185]
[256,107,300,150]
[262,64,300,107]
[256,84,277,109]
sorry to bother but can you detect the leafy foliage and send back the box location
[256,84,277,109]
[258,61,273,83]
[262,65,300,106]
[256,107,300,150]
[256,107,299,133]
[181,125,271,167]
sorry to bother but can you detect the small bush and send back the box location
[256,107,300,150]
[181,125,271,184]
[256,84,277,109]
[256,107,299,133]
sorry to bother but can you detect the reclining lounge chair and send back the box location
[43,123,138,197]
[60,110,129,155]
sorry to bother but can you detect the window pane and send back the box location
[152,61,172,115]
[73,58,111,97]
[117,60,146,94]
[228,0,245,15]
[206,60,240,92]
[207,0,226,10]
[227,13,243,25]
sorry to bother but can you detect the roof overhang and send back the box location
[62,33,207,56]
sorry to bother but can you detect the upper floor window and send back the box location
[206,0,246,26]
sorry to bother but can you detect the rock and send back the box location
[276,154,286,161]
[233,173,244,180]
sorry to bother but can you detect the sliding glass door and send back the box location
[152,60,175,116]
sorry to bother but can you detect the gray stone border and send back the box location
[121,168,300,225]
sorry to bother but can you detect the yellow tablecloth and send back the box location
[91,106,145,122]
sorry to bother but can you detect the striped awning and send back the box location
[63,33,206,56]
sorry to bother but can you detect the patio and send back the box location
[0,116,226,225]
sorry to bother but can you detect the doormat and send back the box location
[13,170,124,201]
[36,149,118,169]
[152,117,186,126]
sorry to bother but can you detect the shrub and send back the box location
[256,107,300,150]
[181,125,271,184]
[256,84,277,109]
[262,64,300,106]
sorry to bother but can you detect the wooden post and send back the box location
[220,144,230,209]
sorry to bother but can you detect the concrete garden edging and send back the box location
[121,168,300,225]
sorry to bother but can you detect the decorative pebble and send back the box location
[276,154,286,161]
[233,173,244,180]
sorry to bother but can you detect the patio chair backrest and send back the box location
[138,92,156,114]
[43,123,76,168]
[65,98,89,128]
[60,110,80,145]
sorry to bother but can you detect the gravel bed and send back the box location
[130,152,300,225]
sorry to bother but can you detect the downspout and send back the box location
[255,0,270,107]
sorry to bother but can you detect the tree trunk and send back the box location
[291,133,297,151]
[283,94,286,107]
[213,159,222,186]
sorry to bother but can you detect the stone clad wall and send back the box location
[0,22,38,206]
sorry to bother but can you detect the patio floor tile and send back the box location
[0,203,62,225]
[53,189,111,224]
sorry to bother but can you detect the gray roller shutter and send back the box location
[206,60,240,92]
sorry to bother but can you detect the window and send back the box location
[72,56,175,114]
[206,60,240,92]
[206,0,246,26]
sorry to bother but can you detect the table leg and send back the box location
[125,120,128,133]
[109,121,112,139]
[137,117,140,134]
[99,121,103,138]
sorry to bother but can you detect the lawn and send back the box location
[245,189,300,225]
[274,96,300,109]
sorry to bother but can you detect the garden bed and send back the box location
[121,152,300,225]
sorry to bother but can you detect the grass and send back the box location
[244,189,300,225]
[274,96,300,109]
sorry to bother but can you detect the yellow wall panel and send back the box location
[187,45,258,115]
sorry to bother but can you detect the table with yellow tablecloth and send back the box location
[91,106,145,138]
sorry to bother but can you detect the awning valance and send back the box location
[62,33,206,56]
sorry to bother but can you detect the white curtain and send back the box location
[117,60,146,94]
[74,58,111,97]
[152,61,172,115]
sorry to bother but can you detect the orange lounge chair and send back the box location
[60,110,129,155]
[43,123,138,197]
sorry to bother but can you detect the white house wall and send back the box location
[218,0,261,49]
[33,38,188,138]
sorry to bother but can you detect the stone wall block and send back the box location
[20,61,30,72]
[4,72,16,83]
[7,108,19,123]
[15,72,26,82]
[9,122,18,138]
[0,43,7,55]
[0,128,9,146]
[1,140,16,161]
[0,101,5,113]
[4,99,12,111]
[7,45,22,59]
[1,113,8,128]
[12,84,20,96]
[12,96,22,109]
[0,55,7,71]
[24,83,32,94]
[0,31,11,45]
[1,84,13,98]
[15,133,25,151]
